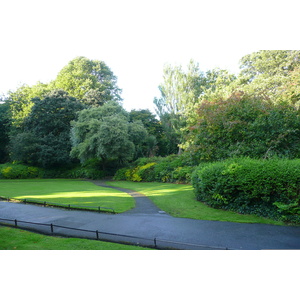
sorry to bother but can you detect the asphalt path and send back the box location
[0,180,299,250]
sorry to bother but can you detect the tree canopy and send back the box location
[2,50,300,172]
[7,82,51,129]
[0,101,10,163]
[186,92,300,161]
[238,50,300,100]
[52,56,122,106]
[70,102,150,165]
[10,90,84,168]
[7,57,122,130]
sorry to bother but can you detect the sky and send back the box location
[0,0,298,112]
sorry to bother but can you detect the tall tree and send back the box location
[52,56,122,106]
[155,60,206,118]
[240,50,300,80]
[10,90,84,167]
[200,68,238,102]
[154,60,206,153]
[0,100,10,163]
[278,67,300,106]
[7,82,51,129]
[238,50,300,100]
[7,57,122,130]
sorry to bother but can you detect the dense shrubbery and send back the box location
[186,93,300,163]
[113,154,195,183]
[0,163,43,179]
[191,158,300,223]
[0,163,104,180]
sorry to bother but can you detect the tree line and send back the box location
[1,51,300,173]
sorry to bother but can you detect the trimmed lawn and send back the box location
[0,226,150,250]
[0,179,135,213]
[108,181,285,225]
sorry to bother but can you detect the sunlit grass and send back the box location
[108,181,285,225]
[0,179,135,213]
[0,226,150,250]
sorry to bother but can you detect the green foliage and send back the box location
[132,163,157,182]
[238,50,300,101]
[7,82,51,128]
[129,109,160,156]
[0,102,10,163]
[154,62,238,155]
[6,56,121,133]
[153,60,207,154]
[10,90,84,168]
[52,56,122,106]
[191,158,300,223]
[278,67,300,107]
[113,167,128,181]
[155,60,206,117]
[42,166,105,180]
[70,102,150,166]
[186,92,300,162]
[0,163,104,180]
[240,50,300,82]
[113,154,196,183]
[0,163,42,179]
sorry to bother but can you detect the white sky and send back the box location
[0,0,298,112]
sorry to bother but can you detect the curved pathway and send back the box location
[88,180,166,215]
[0,180,300,250]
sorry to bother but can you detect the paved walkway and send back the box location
[0,180,299,250]
[89,180,164,215]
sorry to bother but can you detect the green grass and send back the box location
[0,226,150,250]
[0,179,135,213]
[108,181,285,225]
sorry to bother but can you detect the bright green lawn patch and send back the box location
[0,226,150,250]
[108,181,284,225]
[0,179,134,213]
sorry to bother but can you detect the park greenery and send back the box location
[1,50,300,224]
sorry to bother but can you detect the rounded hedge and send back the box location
[191,158,300,223]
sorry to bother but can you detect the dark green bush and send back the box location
[192,158,300,223]
[171,166,194,183]
[113,168,128,181]
[41,166,105,179]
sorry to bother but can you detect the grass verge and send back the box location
[108,181,285,225]
[0,226,150,250]
[0,179,134,213]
